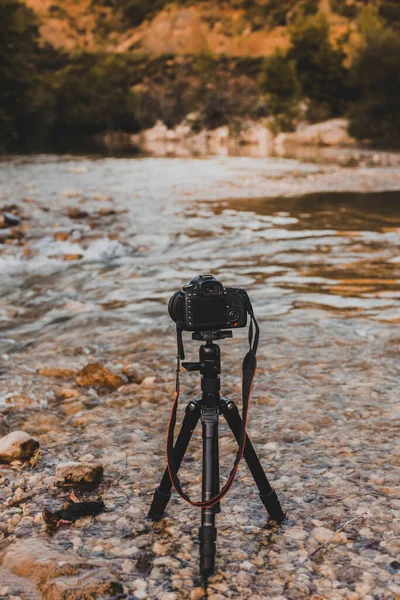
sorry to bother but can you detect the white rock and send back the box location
[276,119,357,147]
[311,526,347,544]
[0,431,39,463]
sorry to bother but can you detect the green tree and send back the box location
[54,55,139,134]
[348,27,400,147]
[0,0,47,147]
[260,48,301,131]
[288,14,348,121]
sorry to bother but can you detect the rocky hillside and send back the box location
[22,0,398,55]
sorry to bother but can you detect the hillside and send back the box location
[2,0,400,151]
[22,0,391,55]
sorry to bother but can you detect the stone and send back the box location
[338,566,364,584]
[57,388,80,399]
[38,368,77,378]
[63,254,83,261]
[141,376,157,387]
[66,207,89,219]
[75,362,124,389]
[311,526,347,544]
[2,539,85,582]
[0,212,21,228]
[275,119,357,148]
[123,363,144,383]
[54,461,104,486]
[190,588,206,600]
[0,431,39,463]
[43,569,123,599]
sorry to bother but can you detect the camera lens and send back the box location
[227,308,239,321]
[168,291,184,323]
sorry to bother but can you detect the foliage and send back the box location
[0,0,56,148]
[54,55,139,133]
[260,48,301,131]
[357,3,385,39]
[330,0,400,28]
[287,14,349,121]
[348,26,400,147]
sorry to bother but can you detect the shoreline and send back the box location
[0,155,399,600]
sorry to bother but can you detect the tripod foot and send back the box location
[147,486,171,521]
[260,488,285,523]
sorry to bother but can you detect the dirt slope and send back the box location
[23,0,353,55]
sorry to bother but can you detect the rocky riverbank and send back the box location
[0,154,399,599]
[99,118,400,168]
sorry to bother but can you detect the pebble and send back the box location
[240,560,254,571]
[311,526,347,544]
[0,431,39,463]
[38,367,76,378]
[75,362,124,389]
[190,588,205,600]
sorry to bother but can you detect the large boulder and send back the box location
[2,539,122,599]
[276,119,357,147]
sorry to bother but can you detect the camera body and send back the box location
[169,275,248,332]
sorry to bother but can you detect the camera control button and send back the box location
[227,308,239,321]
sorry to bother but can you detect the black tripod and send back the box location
[148,330,284,576]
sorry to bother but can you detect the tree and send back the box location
[348,26,400,147]
[54,55,139,134]
[0,1,43,147]
[288,14,348,121]
[260,48,301,131]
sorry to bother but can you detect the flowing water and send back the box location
[0,154,399,598]
[1,155,400,355]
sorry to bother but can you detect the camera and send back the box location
[168,275,248,331]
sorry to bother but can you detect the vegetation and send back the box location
[287,14,349,122]
[330,0,400,28]
[348,17,400,147]
[0,0,55,148]
[1,0,400,150]
[260,48,301,131]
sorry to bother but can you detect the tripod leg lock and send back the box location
[259,488,285,523]
[199,525,217,577]
[148,486,172,521]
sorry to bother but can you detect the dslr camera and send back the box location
[168,275,248,332]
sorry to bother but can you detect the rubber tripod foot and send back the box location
[199,525,217,577]
[260,488,285,523]
[147,487,171,521]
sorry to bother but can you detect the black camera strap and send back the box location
[166,295,259,508]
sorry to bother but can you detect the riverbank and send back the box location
[0,154,399,599]
[75,118,400,168]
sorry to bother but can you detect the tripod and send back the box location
[148,331,285,576]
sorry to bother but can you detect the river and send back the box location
[0,153,399,599]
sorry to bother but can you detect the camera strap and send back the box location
[166,295,259,508]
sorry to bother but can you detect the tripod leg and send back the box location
[200,406,219,578]
[220,399,285,523]
[148,401,201,521]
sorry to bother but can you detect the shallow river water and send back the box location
[0,154,399,600]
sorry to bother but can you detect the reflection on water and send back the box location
[0,155,399,361]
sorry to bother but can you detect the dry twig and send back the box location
[310,514,366,558]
